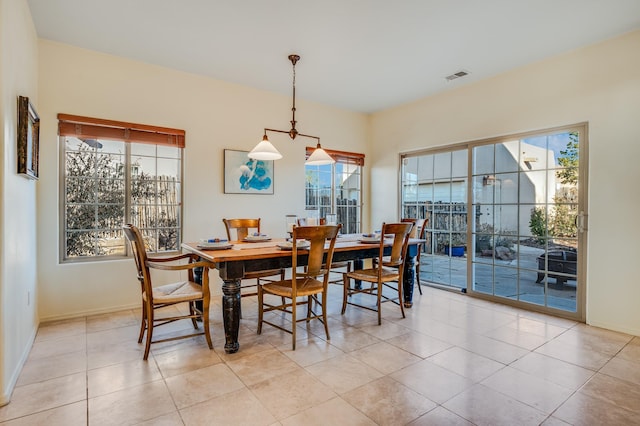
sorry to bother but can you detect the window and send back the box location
[305,147,364,234]
[59,114,184,261]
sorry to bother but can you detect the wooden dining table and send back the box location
[181,235,424,353]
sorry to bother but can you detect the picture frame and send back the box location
[224,149,274,194]
[17,96,40,179]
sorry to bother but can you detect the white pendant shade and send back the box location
[305,146,335,165]
[248,138,283,160]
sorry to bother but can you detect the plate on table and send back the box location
[359,234,382,244]
[244,235,272,242]
[277,241,310,250]
[197,242,233,250]
[359,237,382,244]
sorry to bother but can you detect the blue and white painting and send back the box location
[224,149,274,194]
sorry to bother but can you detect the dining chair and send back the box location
[298,217,351,285]
[403,218,427,295]
[222,218,286,298]
[257,224,341,350]
[342,222,414,325]
[123,224,213,360]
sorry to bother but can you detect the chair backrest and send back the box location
[401,218,426,238]
[123,224,152,295]
[291,224,341,291]
[223,218,261,241]
[378,222,414,269]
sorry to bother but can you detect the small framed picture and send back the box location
[17,96,40,179]
[224,149,274,194]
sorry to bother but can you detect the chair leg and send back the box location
[398,281,406,319]
[291,297,297,350]
[307,296,313,321]
[138,302,146,343]
[377,283,382,325]
[322,291,330,341]
[341,274,349,315]
[416,263,423,295]
[257,286,264,334]
[202,299,213,349]
[143,306,154,360]
[189,302,198,329]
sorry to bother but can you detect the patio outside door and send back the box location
[401,124,587,319]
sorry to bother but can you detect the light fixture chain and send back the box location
[290,55,297,138]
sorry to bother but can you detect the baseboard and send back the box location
[39,302,140,323]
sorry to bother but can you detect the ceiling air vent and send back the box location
[445,70,470,82]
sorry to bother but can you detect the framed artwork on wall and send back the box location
[17,96,40,179]
[224,149,274,194]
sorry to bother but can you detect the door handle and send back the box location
[575,211,587,233]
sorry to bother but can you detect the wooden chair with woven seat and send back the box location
[123,224,213,360]
[298,217,351,286]
[223,218,286,297]
[403,218,428,295]
[342,222,414,325]
[258,224,341,350]
[373,218,427,295]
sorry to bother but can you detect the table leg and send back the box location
[222,278,241,353]
[403,256,416,308]
[353,258,363,290]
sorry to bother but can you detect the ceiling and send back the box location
[27,0,640,114]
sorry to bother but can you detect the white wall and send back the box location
[0,0,39,405]
[37,40,370,320]
[371,30,640,335]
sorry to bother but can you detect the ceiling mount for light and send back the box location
[248,54,335,165]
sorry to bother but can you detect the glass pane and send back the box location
[494,172,518,204]
[473,144,494,175]
[66,177,96,203]
[434,152,451,179]
[418,154,434,181]
[403,156,418,181]
[132,179,157,204]
[157,158,180,178]
[66,151,95,177]
[158,228,179,251]
[521,204,550,239]
[157,145,180,159]
[520,170,548,204]
[473,263,494,294]
[97,179,125,203]
[494,266,518,299]
[131,143,156,156]
[66,204,95,230]
[99,140,125,154]
[495,140,520,173]
[132,156,156,178]
[473,175,494,204]
[518,268,545,306]
[66,231,98,257]
[451,149,467,178]
[97,204,124,229]
[494,204,518,235]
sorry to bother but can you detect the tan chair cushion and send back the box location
[345,267,400,283]
[143,281,203,304]
[262,277,324,297]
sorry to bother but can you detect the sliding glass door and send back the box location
[401,124,587,319]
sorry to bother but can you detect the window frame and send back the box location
[305,147,364,234]
[58,114,184,263]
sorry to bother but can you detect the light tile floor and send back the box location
[2,285,640,425]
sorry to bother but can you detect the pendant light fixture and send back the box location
[248,54,335,165]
